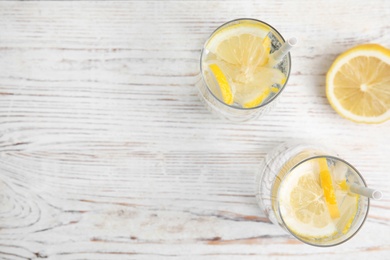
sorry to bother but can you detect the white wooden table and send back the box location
[0,1,389,259]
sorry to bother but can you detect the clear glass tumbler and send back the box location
[196,18,291,122]
[256,141,370,246]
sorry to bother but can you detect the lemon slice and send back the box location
[204,21,286,108]
[208,63,234,105]
[318,158,340,219]
[335,192,359,234]
[206,21,270,55]
[279,160,337,238]
[338,179,348,191]
[326,44,390,123]
[214,32,272,68]
[232,66,286,107]
[243,87,271,108]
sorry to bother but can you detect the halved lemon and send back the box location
[279,160,337,238]
[326,44,390,124]
[205,21,286,108]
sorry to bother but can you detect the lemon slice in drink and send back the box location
[218,63,286,107]
[335,192,359,234]
[234,67,286,108]
[209,25,271,67]
[318,158,340,219]
[205,21,286,108]
[326,44,390,123]
[208,63,234,105]
[279,160,337,238]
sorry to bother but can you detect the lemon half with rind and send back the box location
[326,44,390,124]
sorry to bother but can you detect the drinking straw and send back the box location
[349,184,383,200]
[271,37,298,62]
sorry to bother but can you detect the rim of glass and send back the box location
[199,18,292,110]
[277,155,370,247]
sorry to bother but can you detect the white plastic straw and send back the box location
[271,37,298,61]
[349,184,383,200]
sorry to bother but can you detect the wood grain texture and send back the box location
[0,1,389,259]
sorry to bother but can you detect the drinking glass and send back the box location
[196,18,291,122]
[256,141,370,246]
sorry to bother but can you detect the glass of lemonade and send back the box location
[256,142,370,246]
[197,18,291,122]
